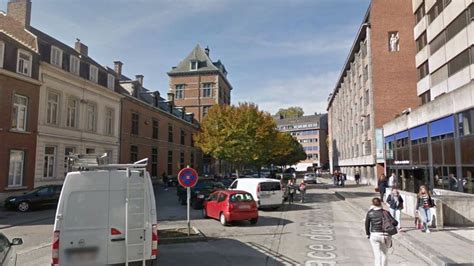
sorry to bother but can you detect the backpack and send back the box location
[382,210,398,235]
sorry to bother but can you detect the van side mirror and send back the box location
[11,238,23,245]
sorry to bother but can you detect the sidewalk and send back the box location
[322,178,474,266]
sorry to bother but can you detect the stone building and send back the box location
[327,0,420,184]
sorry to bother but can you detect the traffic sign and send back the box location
[178,167,199,188]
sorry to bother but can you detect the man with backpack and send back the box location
[365,197,398,266]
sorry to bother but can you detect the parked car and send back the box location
[177,179,225,209]
[0,233,23,266]
[53,167,158,265]
[4,185,62,212]
[203,190,258,226]
[229,178,283,209]
[303,173,317,184]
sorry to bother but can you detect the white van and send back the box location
[229,178,283,209]
[52,160,157,266]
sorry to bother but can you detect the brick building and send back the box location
[327,0,420,184]
[275,114,329,171]
[116,63,201,178]
[0,8,40,201]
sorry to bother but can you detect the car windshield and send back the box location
[194,180,215,189]
[229,193,253,202]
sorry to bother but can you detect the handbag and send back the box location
[375,187,380,193]
[382,210,398,235]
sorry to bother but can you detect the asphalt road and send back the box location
[2,183,428,265]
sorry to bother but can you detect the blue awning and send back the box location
[410,124,428,141]
[395,130,409,140]
[384,135,395,143]
[430,115,454,137]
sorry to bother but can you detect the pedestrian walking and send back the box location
[386,189,403,231]
[365,197,398,266]
[332,170,339,186]
[162,172,169,190]
[377,174,388,200]
[355,172,361,185]
[388,173,398,188]
[340,173,346,187]
[416,185,435,233]
[287,178,297,204]
[299,180,307,203]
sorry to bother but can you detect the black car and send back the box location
[177,179,225,209]
[4,185,62,212]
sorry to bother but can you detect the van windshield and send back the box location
[260,182,281,191]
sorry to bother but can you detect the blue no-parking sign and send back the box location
[178,167,199,188]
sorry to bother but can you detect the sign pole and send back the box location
[187,186,190,236]
[178,166,198,238]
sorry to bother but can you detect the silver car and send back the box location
[303,173,317,184]
[0,233,23,266]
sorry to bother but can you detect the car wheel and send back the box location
[250,218,258,225]
[202,208,208,218]
[220,213,228,226]
[17,201,30,212]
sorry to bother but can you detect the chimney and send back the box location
[205,46,210,56]
[135,75,144,86]
[133,83,140,98]
[189,113,195,123]
[181,107,186,119]
[114,61,123,79]
[153,91,160,107]
[7,0,32,28]
[74,38,88,56]
[167,92,175,113]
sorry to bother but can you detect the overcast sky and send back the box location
[6,0,371,115]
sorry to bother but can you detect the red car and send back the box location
[203,190,258,226]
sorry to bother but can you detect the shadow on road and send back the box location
[0,207,55,229]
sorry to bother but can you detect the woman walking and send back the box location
[365,197,398,266]
[416,185,434,233]
[386,189,403,231]
[299,180,307,203]
[377,174,388,200]
[287,178,297,204]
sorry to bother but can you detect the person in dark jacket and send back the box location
[377,174,388,200]
[386,189,403,230]
[416,185,434,233]
[355,172,361,185]
[365,197,398,266]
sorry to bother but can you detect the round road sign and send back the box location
[178,167,199,188]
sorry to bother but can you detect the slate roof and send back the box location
[168,44,226,75]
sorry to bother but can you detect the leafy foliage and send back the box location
[275,106,304,119]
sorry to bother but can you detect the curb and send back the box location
[333,191,451,266]
[158,226,207,245]
[0,215,53,230]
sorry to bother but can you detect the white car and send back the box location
[303,173,317,184]
[52,163,158,266]
[0,233,23,266]
[229,178,283,209]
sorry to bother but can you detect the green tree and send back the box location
[270,132,307,167]
[275,106,304,118]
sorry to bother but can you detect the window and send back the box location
[365,140,371,155]
[64,147,75,176]
[416,32,427,52]
[431,65,448,86]
[167,150,173,175]
[363,65,368,81]
[151,148,158,177]
[448,49,470,77]
[364,90,369,106]
[190,152,194,168]
[0,232,12,261]
[107,74,115,90]
[428,0,444,24]
[105,108,114,135]
[191,134,194,147]
[130,145,138,162]
[0,41,4,68]
[89,65,98,83]
[180,129,185,145]
[415,4,425,24]
[86,148,95,154]
[459,109,474,136]
[17,50,32,76]
[69,56,80,75]
[430,32,445,55]
[66,97,78,128]
[43,146,56,178]
[420,90,431,105]
[203,106,210,117]
[8,150,24,187]
[365,115,371,130]
[131,113,139,135]
[86,103,97,132]
[180,151,185,169]
[50,46,63,67]
[175,84,184,99]
[446,11,468,41]
[417,61,429,80]
[12,94,28,131]
[168,124,173,142]
[152,119,159,139]
[202,83,212,98]
[190,60,198,70]
[47,91,59,125]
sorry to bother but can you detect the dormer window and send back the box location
[190,60,198,71]
[70,55,80,75]
[17,50,32,77]
[89,65,98,83]
[107,74,115,90]
[51,46,63,67]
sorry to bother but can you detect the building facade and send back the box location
[327,0,420,184]
[383,0,473,194]
[116,64,202,178]
[0,9,41,201]
[275,114,328,171]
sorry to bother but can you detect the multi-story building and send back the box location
[4,0,123,187]
[383,0,474,195]
[116,62,202,178]
[327,0,420,185]
[0,8,40,201]
[275,114,328,171]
